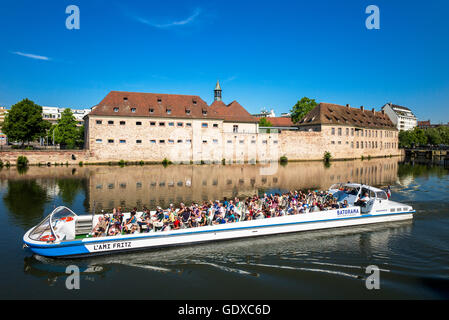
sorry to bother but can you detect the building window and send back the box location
[108,120,114,125]
[136,121,142,126]
[213,123,218,128]
[150,121,156,126]
[186,123,192,127]
[177,122,183,127]
[233,125,239,133]
[177,139,183,143]
[136,140,142,144]
[227,140,232,144]
[262,140,267,144]
[150,140,156,144]
[95,139,102,143]
[213,139,218,144]
[239,140,244,144]
[169,122,174,127]
[331,141,335,144]
[159,140,165,144]
[120,140,126,144]
[168,139,174,144]
[120,121,126,125]
[202,123,208,128]
[346,128,349,136]
[96,120,102,125]
[108,139,114,144]
[338,128,342,136]
[351,128,354,136]
[186,139,191,144]
[202,140,208,144]
[159,122,165,126]
[273,140,278,144]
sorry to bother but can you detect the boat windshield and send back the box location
[29,207,76,242]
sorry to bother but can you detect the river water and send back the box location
[0,157,448,299]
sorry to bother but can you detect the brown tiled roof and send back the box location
[89,91,222,120]
[89,91,257,123]
[262,117,294,127]
[209,100,258,123]
[297,103,396,130]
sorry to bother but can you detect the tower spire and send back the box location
[214,80,222,101]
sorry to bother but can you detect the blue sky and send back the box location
[0,0,448,122]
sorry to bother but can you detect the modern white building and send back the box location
[381,103,417,131]
[42,106,91,126]
[252,108,276,118]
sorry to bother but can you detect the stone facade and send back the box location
[84,91,400,163]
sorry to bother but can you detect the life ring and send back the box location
[60,217,74,222]
[40,235,56,242]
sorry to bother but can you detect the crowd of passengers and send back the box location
[91,189,354,237]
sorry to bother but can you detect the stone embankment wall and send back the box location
[0,150,89,166]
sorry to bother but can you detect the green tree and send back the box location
[290,97,318,124]
[1,99,50,146]
[53,109,82,149]
[258,117,273,127]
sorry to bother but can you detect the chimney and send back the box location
[360,106,364,112]
[346,104,350,108]
[371,108,375,113]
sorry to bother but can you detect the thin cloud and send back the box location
[133,8,201,28]
[12,51,50,61]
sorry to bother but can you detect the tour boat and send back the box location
[23,183,415,258]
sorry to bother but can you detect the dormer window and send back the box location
[166,109,172,114]
[131,108,136,113]
[193,99,197,105]
[202,109,207,115]
[123,97,128,102]
[186,109,191,115]
[149,108,154,113]
[113,107,119,112]
[157,98,162,104]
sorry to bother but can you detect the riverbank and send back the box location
[0,149,404,167]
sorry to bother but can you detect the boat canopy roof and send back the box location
[29,206,77,241]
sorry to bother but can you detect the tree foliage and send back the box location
[399,126,449,148]
[258,117,273,127]
[290,97,318,124]
[53,109,84,149]
[1,99,50,145]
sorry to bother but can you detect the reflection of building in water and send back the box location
[0,158,400,213]
[86,157,399,212]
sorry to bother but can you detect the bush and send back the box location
[0,160,3,168]
[222,158,226,165]
[16,156,29,168]
[78,161,83,166]
[162,158,172,166]
[139,160,144,166]
[280,156,288,163]
[118,159,126,166]
[323,151,332,163]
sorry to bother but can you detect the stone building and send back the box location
[84,85,400,164]
[295,103,399,159]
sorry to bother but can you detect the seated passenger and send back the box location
[93,216,109,237]
[123,210,138,234]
